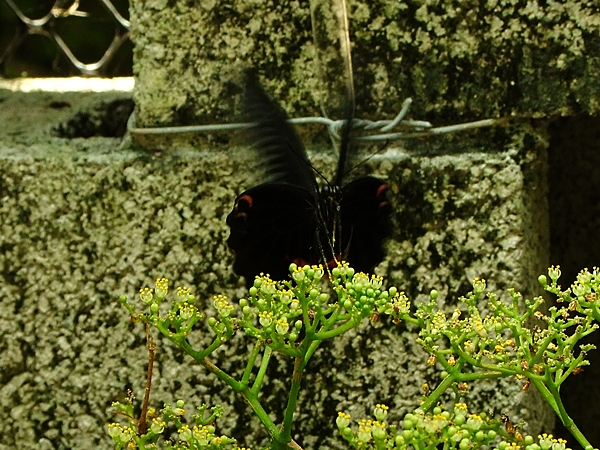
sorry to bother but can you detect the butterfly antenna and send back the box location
[283,140,335,191]
[343,139,391,178]
[314,225,336,280]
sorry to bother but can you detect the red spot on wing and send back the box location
[376,184,391,214]
[376,184,388,198]
[236,194,254,210]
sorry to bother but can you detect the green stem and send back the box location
[197,357,281,445]
[314,317,358,340]
[545,380,593,449]
[303,338,322,364]
[242,343,262,387]
[555,352,586,386]
[199,358,241,390]
[421,373,458,411]
[179,335,224,364]
[252,346,273,395]
[238,385,281,443]
[184,346,283,448]
[280,357,305,443]
[454,370,505,382]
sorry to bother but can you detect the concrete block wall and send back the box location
[0,0,599,449]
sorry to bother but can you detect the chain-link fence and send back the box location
[0,0,131,77]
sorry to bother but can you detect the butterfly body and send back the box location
[226,74,391,286]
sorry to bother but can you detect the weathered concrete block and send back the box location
[130,0,600,126]
[2,0,600,448]
[0,86,553,448]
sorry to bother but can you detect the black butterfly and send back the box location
[226,74,391,286]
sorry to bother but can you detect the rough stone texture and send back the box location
[130,0,600,128]
[2,0,599,448]
[0,88,554,449]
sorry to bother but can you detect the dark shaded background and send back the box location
[548,115,600,449]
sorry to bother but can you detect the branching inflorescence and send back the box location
[112,265,600,450]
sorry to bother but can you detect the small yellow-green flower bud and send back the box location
[150,418,165,434]
[454,413,466,426]
[292,268,306,283]
[548,266,561,283]
[275,318,289,335]
[357,426,371,443]
[336,412,351,429]
[372,421,386,440]
[374,404,388,421]
[259,311,273,327]
[472,278,486,293]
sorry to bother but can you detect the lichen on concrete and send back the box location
[131,0,600,130]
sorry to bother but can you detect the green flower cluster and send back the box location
[234,263,409,357]
[117,265,600,450]
[117,263,409,450]
[409,273,597,411]
[337,403,570,450]
[109,399,245,450]
[125,281,206,343]
[541,266,600,326]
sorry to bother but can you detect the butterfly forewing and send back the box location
[243,73,317,193]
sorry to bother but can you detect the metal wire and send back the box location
[127,99,509,143]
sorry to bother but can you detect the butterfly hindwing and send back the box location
[226,183,319,284]
[339,176,392,273]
